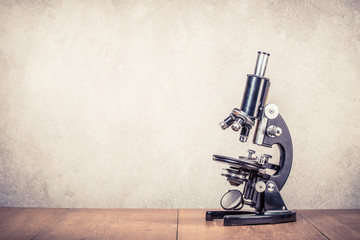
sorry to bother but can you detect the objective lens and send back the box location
[239,127,250,142]
[220,114,235,130]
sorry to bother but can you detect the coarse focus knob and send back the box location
[267,125,282,137]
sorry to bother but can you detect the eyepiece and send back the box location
[254,51,270,77]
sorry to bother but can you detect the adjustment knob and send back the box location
[257,154,272,164]
[255,181,266,193]
[247,149,256,159]
[264,104,279,119]
[267,125,282,137]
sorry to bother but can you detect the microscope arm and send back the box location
[257,111,293,191]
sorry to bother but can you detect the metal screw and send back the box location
[262,154,272,162]
[259,169,267,174]
[247,149,256,159]
[255,181,266,193]
[267,182,275,192]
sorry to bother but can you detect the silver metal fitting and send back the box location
[264,104,279,119]
[254,52,270,77]
[255,181,266,193]
[256,154,272,165]
[267,182,275,192]
[231,118,243,131]
[232,109,255,126]
[247,149,256,159]
[220,121,228,130]
[267,125,282,137]
[259,169,267,175]
[239,135,248,142]
[262,154,272,162]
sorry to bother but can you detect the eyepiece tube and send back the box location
[254,52,270,77]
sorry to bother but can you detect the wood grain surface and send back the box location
[0,208,178,240]
[0,208,359,240]
[298,209,360,240]
[0,208,67,240]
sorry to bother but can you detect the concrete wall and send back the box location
[0,0,359,209]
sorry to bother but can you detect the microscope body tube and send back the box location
[240,75,270,120]
[240,52,270,120]
[220,52,271,142]
[236,52,270,142]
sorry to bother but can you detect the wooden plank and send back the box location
[35,208,177,240]
[298,209,360,240]
[2,208,358,240]
[177,209,327,240]
[0,207,67,240]
[0,208,177,240]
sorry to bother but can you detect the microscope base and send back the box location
[206,210,296,226]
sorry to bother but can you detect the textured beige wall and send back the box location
[0,0,359,209]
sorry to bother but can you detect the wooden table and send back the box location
[0,208,359,239]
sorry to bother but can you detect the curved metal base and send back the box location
[206,210,296,226]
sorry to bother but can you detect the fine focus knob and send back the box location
[264,104,279,119]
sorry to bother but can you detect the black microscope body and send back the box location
[206,52,296,226]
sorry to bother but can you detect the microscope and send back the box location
[206,52,296,226]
